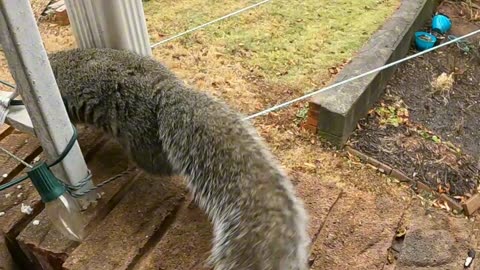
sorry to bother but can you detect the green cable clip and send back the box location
[0,125,79,191]
[0,125,87,242]
[27,162,66,203]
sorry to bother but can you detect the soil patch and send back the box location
[349,0,480,198]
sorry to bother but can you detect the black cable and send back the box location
[0,174,28,191]
[10,100,24,106]
[0,125,79,191]
[47,125,78,168]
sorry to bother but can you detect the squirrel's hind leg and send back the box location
[131,150,175,176]
[123,139,176,176]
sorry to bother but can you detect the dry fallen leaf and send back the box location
[395,227,407,238]
[303,163,316,169]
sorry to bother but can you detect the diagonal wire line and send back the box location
[0,145,33,168]
[150,0,273,48]
[3,28,479,123]
[0,79,15,89]
[243,28,480,120]
[1,28,478,195]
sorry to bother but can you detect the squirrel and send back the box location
[48,48,310,270]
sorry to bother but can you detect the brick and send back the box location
[304,116,318,128]
[366,156,382,168]
[16,139,134,270]
[463,194,480,216]
[303,123,317,133]
[438,194,463,212]
[53,4,69,26]
[62,174,186,270]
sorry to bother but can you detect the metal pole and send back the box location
[0,0,94,203]
[64,0,152,56]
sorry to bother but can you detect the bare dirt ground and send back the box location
[1,0,479,269]
[350,0,480,198]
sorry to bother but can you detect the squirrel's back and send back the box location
[49,48,310,270]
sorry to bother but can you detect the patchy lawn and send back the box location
[144,0,400,113]
[1,0,400,115]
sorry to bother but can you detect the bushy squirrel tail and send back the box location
[154,81,310,270]
[49,48,310,270]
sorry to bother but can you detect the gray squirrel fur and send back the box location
[48,48,310,270]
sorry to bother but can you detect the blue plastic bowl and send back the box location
[415,32,437,51]
[432,14,452,34]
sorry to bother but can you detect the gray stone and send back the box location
[398,229,455,267]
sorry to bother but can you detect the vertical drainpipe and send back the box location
[64,0,152,56]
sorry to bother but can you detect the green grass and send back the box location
[144,0,399,91]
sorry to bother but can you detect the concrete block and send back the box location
[307,0,440,146]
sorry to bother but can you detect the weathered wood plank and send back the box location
[132,202,212,270]
[0,128,101,238]
[310,191,408,269]
[62,174,186,270]
[0,131,42,269]
[0,233,17,270]
[133,172,343,269]
[463,193,480,216]
[0,131,42,236]
[0,124,14,141]
[0,115,105,270]
[0,126,102,268]
[0,132,42,184]
[16,137,132,269]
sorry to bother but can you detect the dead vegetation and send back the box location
[431,72,455,95]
